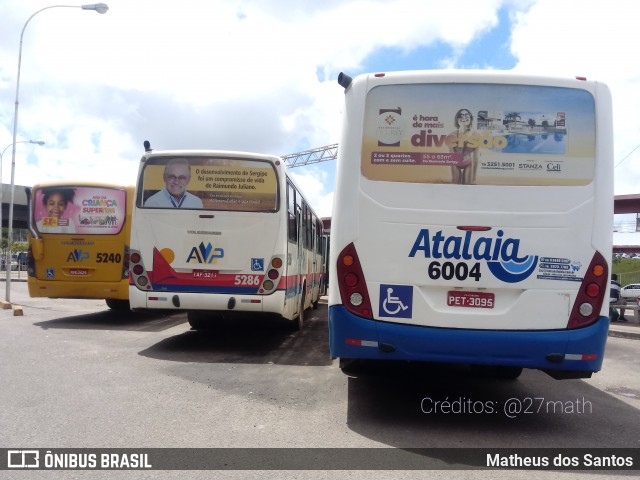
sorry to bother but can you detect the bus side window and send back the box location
[311,214,317,253]
[287,182,297,242]
[303,202,311,249]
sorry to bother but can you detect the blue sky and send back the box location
[295,4,520,215]
[361,7,517,72]
[1,0,639,219]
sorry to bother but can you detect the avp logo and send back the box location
[66,249,89,262]
[186,242,224,264]
[409,229,538,283]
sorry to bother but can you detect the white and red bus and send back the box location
[128,149,324,329]
[329,70,613,379]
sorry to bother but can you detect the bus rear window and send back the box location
[139,156,278,212]
[361,83,596,186]
[33,186,126,235]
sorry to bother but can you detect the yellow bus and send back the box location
[27,182,134,310]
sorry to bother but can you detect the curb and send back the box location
[608,328,640,340]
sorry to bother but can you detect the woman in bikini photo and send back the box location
[448,108,479,185]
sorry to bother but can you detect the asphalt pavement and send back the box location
[2,272,639,339]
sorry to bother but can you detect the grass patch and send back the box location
[612,257,640,285]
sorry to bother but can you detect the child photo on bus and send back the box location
[36,187,76,233]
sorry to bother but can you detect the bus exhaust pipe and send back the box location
[338,72,352,90]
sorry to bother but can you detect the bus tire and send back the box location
[495,366,523,379]
[294,284,306,330]
[471,365,523,380]
[105,299,130,311]
[339,358,372,376]
[339,358,357,373]
[187,311,209,330]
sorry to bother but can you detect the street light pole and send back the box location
[0,140,44,268]
[6,3,109,303]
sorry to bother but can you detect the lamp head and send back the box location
[82,3,109,14]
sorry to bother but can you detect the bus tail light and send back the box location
[267,269,279,280]
[129,248,150,289]
[337,243,373,319]
[259,256,283,294]
[567,251,607,329]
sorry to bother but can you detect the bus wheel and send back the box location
[294,285,306,330]
[339,358,356,372]
[105,299,130,311]
[471,365,523,380]
[187,311,209,330]
[494,366,523,379]
[339,358,371,376]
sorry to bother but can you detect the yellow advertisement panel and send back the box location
[33,186,127,235]
[362,83,596,186]
[141,156,278,211]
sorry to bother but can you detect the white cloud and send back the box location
[509,0,640,194]
[2,0,636,216]
[288,168,334,218]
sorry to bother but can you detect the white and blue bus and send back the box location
[329,70,613,379]
[129,148,325,330]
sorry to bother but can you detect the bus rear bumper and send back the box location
[28,279,128,300]
[329,305,609,374]
[129,287,286,315]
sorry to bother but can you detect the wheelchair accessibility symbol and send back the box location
[251,258,264,271]
[379,284,413,318]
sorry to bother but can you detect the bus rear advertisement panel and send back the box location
[361,82,595,186]
[329,71,613,380]
[33,186,127,235]
[140,155,279,212]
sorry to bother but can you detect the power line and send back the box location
[615,143,640,168]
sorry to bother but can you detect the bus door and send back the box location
[296,193,307,310]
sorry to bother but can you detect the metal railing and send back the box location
[617,271,640,287]
[0,264,28,280]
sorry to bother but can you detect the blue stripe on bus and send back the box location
[328,305,608,372]
[150,284,261,294]
[149,280,318,297]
